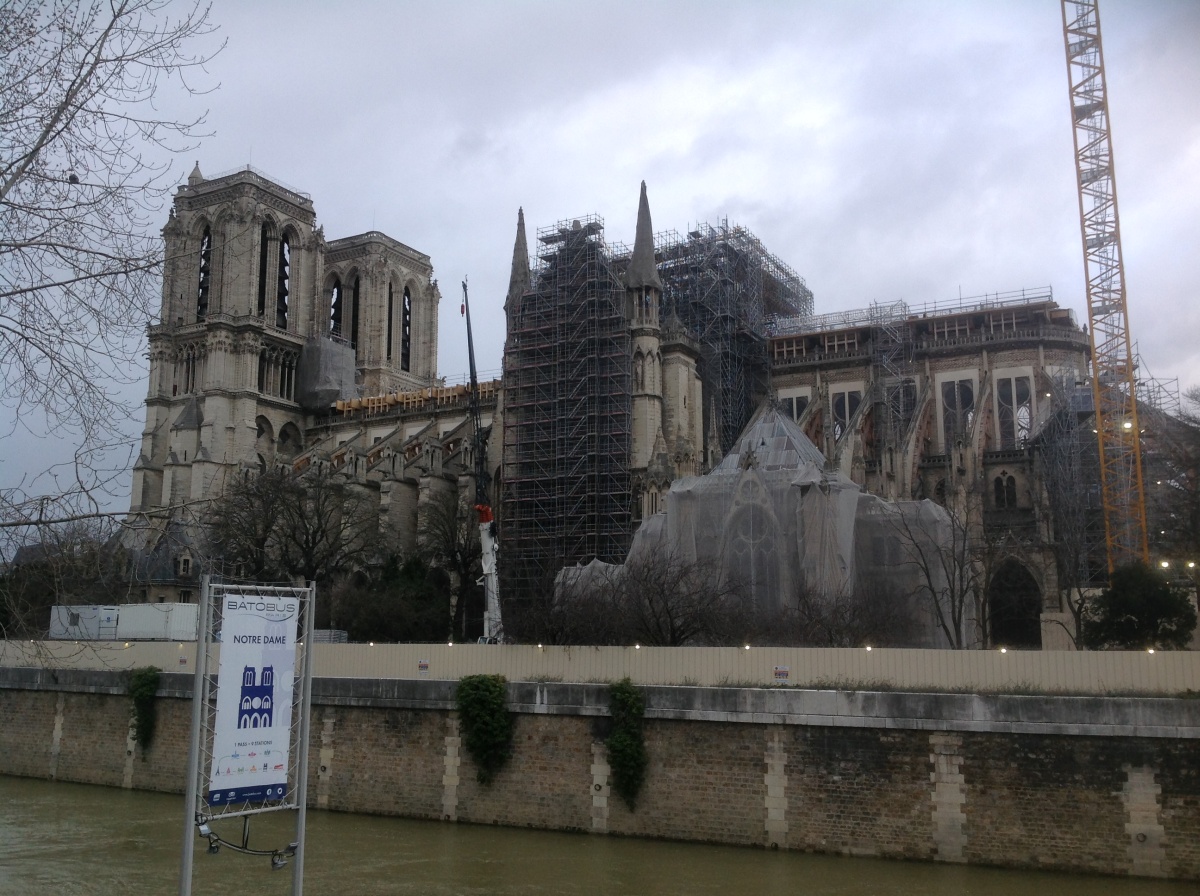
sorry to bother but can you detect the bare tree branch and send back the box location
[0,0,222,528]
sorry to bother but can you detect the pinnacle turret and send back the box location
[626,181,662,292]
[506,207,530,311]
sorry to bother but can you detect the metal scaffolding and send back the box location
[646,220,813,456]
[869,300,917,469]
[500,215,632,601]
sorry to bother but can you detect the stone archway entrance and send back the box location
[988,559,1042,649]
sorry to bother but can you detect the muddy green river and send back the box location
[0,776,1193,895]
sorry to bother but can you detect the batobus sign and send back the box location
[207,593,300,805]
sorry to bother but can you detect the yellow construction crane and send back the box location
[1061,0,1149,572]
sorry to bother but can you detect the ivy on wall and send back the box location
[456,674,513,784]
[127,666,161,754]
[607,677,647,811]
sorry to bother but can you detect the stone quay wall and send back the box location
[1,668,1198,881]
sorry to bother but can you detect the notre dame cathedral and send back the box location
[129,163,1101,649]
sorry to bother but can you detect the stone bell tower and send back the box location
[130,163,323,512]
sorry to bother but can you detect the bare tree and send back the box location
[417,487,482,641]
[615,551,738,646]
[890,497,984,649]
[1,0,221,528]
[204,469,387,625]
[790,580,920,648]
[553,551,743,647]
[0,517,133,639]
[1144,386,1200,566]
[1037,409,1097,647]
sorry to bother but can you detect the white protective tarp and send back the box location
[617,404,954,645]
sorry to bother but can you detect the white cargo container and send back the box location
[49,605,119,640]
[115,603,199,641]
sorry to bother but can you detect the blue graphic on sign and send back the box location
[238,665,274,729]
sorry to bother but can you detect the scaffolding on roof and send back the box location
[870,301,917,471]
[639,219,814,456]
[500,215,633,603]
[771,288,1060,338]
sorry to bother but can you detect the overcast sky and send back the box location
[7,0,1200,511]
[182,0,1198,390]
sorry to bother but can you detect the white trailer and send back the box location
[115,603,199,641]
[49,605,119,640]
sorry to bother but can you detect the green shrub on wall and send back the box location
[456,674,513,784]
[607,677,647,810]
[127,666,161,754]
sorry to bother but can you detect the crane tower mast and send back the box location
[1061,0,1149,572]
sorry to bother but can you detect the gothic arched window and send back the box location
[386,282,394,361]
[196,227,212,320]
[329,277,343,337]
[275,233,291,329]
[256,223,271,317]
[350,276,360,351]
[401,285,412,371]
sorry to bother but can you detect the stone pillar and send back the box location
[591,742,610,833]
[1123,765,1166,877]
[763,727,788,849]
[316,707,336,809]
[442,713,461,821]
[49,692,65,780]
[929,732,966,862]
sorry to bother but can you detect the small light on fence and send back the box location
[537,643,543,650]
[447,641,453,647]
[1161,561,1170,569]
[635,643,641,650]
[999,647,1007,654]
[124,642,130,648]
[1148,648,1156,655]
[744,644,751,650]
[865,645,873,652]
[369,641,375,647]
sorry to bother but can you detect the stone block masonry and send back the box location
[1,669,1198,880]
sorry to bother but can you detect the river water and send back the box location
[0,775,1193,895]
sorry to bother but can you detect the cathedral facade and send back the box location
[130,163,440,519]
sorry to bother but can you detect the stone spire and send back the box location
[506,207,530,311]
[187,161,204,186]
[626,181,662,291]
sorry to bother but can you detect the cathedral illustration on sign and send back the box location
[238,665,274,729]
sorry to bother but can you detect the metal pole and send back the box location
[179,577,213,896]
[291,583,317,895]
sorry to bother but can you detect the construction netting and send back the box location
[296,336,358,411]
[566,404,960,647]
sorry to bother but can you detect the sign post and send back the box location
[180,579,315,895]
